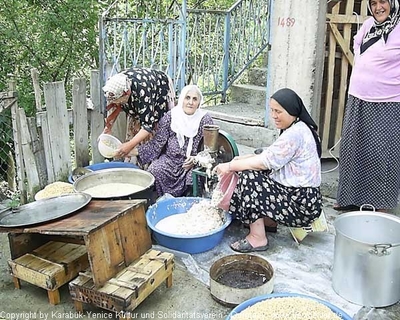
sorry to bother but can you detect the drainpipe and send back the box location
[221,11,231,104]
[178,0,187,92]
[264,0,274,128]
[99,13,106,114]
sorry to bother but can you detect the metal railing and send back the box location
[99,0,271,105]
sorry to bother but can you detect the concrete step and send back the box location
[231,83,267,106]
[203,102,275,149]
[214,118,277,149]
[247,67,267,87]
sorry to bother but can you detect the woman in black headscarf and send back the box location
[213,88,323,253]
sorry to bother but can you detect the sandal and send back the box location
[230,238,269,253]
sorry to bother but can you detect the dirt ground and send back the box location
[1,200,400,320]
[1,159,400,320]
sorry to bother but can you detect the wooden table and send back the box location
[0,199,152,304]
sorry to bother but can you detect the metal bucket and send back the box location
[332,209,400,307]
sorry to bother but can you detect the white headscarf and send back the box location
[171,85,207,158]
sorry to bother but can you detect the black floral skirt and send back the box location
[229,170,322,228]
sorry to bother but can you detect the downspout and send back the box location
[264,0,274,128]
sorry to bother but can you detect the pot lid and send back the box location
[0,192,91,227]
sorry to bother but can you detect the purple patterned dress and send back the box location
[137,111,213,197]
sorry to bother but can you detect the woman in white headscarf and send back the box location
[131,85,214,197]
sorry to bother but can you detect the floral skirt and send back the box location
[229,170,322,228]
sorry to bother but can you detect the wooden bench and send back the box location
[8,241,89,305]
[69,249,174,318]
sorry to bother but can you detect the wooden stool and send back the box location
[69,249,174,318]
[8,241,89,305]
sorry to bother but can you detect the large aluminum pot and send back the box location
[73,168,155,204]
[332,209,400,307]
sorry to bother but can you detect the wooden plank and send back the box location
[85,220,126,287]
[326,13,369,24]
[360,0,369,16]
[8,233,48,259]
[9,241,89,291]
[84,203,151,288]
[27,117,48,188]
[329,23,354,66]
[322,3,340,151]
[334,0,355,144]
[43,81,71,181]
[34,242,87,264]
[69,250,174,312]
[116,204,152,266]
[37,110,55,183]
[73,78,90,168]
[17,108,40,198]
[9,81,27,203]
[0,200,147,235]
[31,68,43,111]
[90,70,105,163]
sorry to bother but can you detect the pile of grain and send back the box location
[35,182,74,200]
[231,297,343,320]
[155,200,224,235]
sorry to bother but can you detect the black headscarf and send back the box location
[271,88,322,158]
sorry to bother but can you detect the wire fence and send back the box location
[0,99,17,204]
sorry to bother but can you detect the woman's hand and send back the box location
[213,162,231,177]
[102,127,112,135]
[182,156,195,171]
[115,142,135,158]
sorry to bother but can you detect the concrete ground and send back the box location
[0,151,399,319]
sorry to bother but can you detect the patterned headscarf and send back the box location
[171,85,207,158]
[361,0,400,53]
[271,88,322,158]
[102,73,131,103]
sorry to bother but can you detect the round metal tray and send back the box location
[0,193,92,227]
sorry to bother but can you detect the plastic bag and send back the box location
[212,171,239,211]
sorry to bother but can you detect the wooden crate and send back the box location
[8,241,89,305]
[69,249,174,316]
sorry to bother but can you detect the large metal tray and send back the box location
[0,192,92,227]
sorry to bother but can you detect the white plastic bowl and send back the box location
[98,134,122,158]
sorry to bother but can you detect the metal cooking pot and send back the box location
[332,208,400,307]
[73,168,155,204]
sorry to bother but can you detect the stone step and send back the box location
[203,102,275,149]
[231,83,267,106]
[247,67,268,87]
[213,118,277,149]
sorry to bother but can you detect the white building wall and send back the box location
[267,0,327,124]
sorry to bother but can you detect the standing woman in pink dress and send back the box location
[336,0,400,212]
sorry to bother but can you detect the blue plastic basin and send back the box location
[146,197,232,254]
[226,293,353,320]
[68,161,137,183]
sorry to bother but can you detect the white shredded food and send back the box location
[83,183,143,197]
[230,297,343,320]
[155,200,224,235]
[211,187,224,207]
[35,182,74,200]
